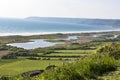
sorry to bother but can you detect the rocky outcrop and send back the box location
[46,65,56,70]
[22,70,44,77]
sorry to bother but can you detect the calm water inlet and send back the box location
[7,39,58,49]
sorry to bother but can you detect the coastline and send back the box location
[0,29,120,36]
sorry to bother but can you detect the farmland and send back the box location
[0,31,120,79]
[0,59,64,76]
[0,49,95,76]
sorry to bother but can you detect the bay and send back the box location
[0,18,119,36]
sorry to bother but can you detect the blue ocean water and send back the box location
[0,18,119,35]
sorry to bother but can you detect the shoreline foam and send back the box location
[0,29,120,36]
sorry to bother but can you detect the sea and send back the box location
[1,17,119,49]
[0,18,120,36]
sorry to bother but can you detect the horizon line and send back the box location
[0,16,120,20]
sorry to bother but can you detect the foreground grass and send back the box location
[0,55,117,80]
[37,55,117,80]
[98,67,120,80]
[98,60,120,80]
[0,59,64,76]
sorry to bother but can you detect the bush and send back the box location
[42,67,84,80]
[1,53,17,59]
[42,58,47,60]
[39,55,117,80]
[16,52,38,57]
[97,43,120,59]
[58,58,62,60]
[43,50,54,55]
[0,76,10,80]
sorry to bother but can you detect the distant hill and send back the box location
[26,17,120,27]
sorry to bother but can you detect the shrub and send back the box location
[43,50,54,55]
[58,58,62,60]
[41,67,84,80]
[1,53,17,59]
[97,43,120,59]
[0,76,10,80]
[39,55,117,80]
[71,55,117,79]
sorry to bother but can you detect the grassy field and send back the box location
[45,50,95,57]
[0,49,95,76]
[55,50,95,53]
[0,59,21,66]
[0,43,97,76]
[46,53,87,56]
[0,59,64,76]
[0,49,96,76]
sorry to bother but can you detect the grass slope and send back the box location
[0,60,63,76]
[98,60,120,80]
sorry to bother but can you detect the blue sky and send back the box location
[0,0,120,19]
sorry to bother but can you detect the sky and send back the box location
[0,0,120,19]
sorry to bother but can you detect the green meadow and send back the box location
[0,59,64,76]
[45,50,95,57]
[0,49,95,76]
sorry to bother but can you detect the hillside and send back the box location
[26,17,120,27]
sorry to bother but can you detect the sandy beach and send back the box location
[0,29,120,36]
